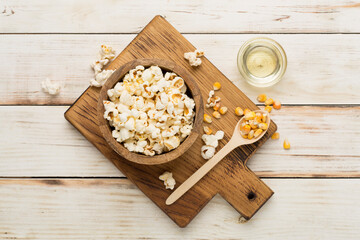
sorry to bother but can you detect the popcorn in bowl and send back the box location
[103,65,196,156]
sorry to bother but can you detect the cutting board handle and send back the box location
[218,160,274,220]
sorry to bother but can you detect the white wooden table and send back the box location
[1,1,360,239]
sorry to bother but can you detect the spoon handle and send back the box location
[166,138,239,205]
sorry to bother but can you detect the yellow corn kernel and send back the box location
[213,102,221,111]
[249,120,258,129]
[243,108,251,115]
[245,111,256,120]
[283,138,291,149]
[219,106,228,115]
[241,133,248,139]
[271,132,280,140]
[241,124,251,134]
[265,98,274,106]
[258,122,268,130]
[203,126,213,135]
[212,111,221,119]
[235,107,244,116]
[203,114,212,123]
[254,116,262,124]
[254,129,263,138]
[248,130,254,139]
[262,113,267,123]
[273,100,281,110]
[257,94,267,102]
[213,82,221,91]
[265,106,272,113]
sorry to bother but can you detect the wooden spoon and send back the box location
[166,110,270,205]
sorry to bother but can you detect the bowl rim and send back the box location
[97,58,203,165]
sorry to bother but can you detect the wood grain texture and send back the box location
[1,105,359,177]
[65,16,276,227]
[2,0,360,33]
[0,178,359,239]
[1,34,360,105]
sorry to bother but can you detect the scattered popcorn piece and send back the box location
[203,126,213,135]
[283,138,291,149]
[273,100,281,110]
[219,106,228,115]
[99,44,116,60]
[184,49,204,67]
[200,130,224,159]
[235,107,244,116]
[212,111,221,119]
[204,114,212,123]
[103,65,195,156]
[90,44,116,87]
[159,172,176,190]
[265,98,274,106]
[271,132,280,140]
[90,70,114,87]
[214,130,224,140]
[91,59,109,75]
[41,78,61,95]
[213,82,221,91]
[265,106,272,113]
[205,90,221,108]
[257,94,267,102]
[202,130,224,148]
[201,145,216,160]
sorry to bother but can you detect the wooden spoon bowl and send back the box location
[97,59,203,165]
[166,110,270,205]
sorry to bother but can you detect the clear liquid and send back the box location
[245,46,278,78]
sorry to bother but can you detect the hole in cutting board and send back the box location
[247,191,256,201]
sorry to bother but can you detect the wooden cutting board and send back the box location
[65,15,276,227]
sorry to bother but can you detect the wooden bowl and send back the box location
[97,59,204,165]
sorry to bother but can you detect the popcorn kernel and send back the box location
[204,114,212,123]
[235,107,244,116]
[257,94,267,102]
[213,82,221,91]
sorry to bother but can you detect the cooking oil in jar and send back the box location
[237,37,287,87]
[245,46,278,78]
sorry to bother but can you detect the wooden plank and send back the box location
[64,16,276,227]
[0,178,359,238]
[1,34,360,105]
[1,105,359,177]
[2,0,360,33]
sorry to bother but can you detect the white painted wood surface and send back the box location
[1,0,360,238]
[2,0,360,33]
[0,179,359,239]
[1,34,360,104]
[0,106,359,177]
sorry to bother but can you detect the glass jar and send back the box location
[237,37,287,87]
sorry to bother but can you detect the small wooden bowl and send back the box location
[97,59,204,165]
